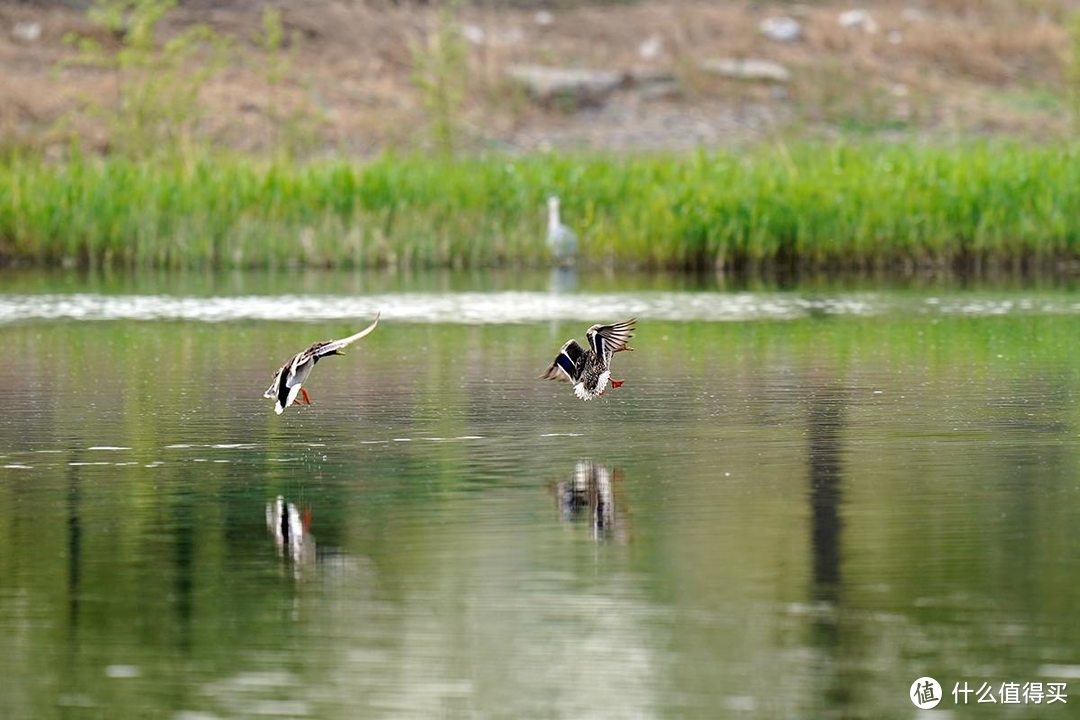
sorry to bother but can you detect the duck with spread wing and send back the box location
[541,318,636,400]
[263,314,380,414]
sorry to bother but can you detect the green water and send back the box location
[2,273,1080,718]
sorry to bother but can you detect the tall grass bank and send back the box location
[3,143,1079,271]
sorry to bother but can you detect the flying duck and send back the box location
[263,314,380,414]
[541,318,635,400]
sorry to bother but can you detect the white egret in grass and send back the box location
[546,195,578,264]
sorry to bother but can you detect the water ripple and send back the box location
[0,291,880,324]
[2,291,1080,325]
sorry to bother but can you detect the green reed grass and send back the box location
[3,142,1080,270]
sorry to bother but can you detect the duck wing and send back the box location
[282,313,380,389]
[285,351,318,388]
[312,313,381,358]
[541,339,587,383]
[586,318,636,362]
[264,366,283,399]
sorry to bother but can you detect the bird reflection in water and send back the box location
[265,495,316,567]
[555,461,629,543]
[548,266,579,294]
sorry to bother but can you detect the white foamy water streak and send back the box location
[0,292,1073,324]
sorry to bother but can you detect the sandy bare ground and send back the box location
[0,0,1072,156]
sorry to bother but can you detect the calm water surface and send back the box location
[2,271,1080,719]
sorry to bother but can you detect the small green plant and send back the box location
[411,1,469,156]
[65,0,229,159]
[260,6,288,88]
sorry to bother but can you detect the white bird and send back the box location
[263,314,380,414]
[546,195,578,264]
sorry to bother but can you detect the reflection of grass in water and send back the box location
[4,142,1080,270]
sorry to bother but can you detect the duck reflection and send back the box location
[266,496,316,566]
[555,461,629,543]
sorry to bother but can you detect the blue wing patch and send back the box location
[555,352,578,380]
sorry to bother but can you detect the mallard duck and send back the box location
[263,314,380,414]
[546,195,578,264]
[541,318,635,400]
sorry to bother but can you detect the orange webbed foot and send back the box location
[611,379,624,388]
